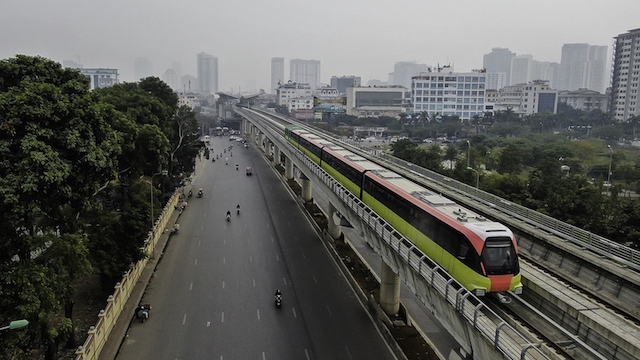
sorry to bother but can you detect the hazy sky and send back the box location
[1,0,638,92]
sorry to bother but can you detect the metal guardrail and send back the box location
[244,109,549,360]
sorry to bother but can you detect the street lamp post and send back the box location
[607,145,613,195]
[466,140,471,168]
[467,167,479,193]
[150,169,167,259]
[0,319,28,331]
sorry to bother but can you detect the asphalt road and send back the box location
[116,136,395,360]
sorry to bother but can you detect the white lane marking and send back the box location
[221,312,224,323]
[326,305,332,315]
[276,255,279,261]
[294,236,298,242]
[304,349,310,360]
[194,259,198,265]
[224,239,226,245]
[222,281,225,289]
[198,240,201,246]
[257,309,260,320]
[189,282,193,291]
[249,256,252,262]
[207,321,211,327]
[292,308,297,318]
[182,314,187,325]
[271,237,274,242]
[253,279,256,287]
[223,257,225,264]
[313,276,318,283]
[302,253,306,259]
[283,277,287,285]
[345,346,352,359]
[262,352,266,360]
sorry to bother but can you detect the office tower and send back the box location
[290,59,321,90]
[483,48,516,84]
[532,61,559,89]
[485,72,507,90]
[411,70,488,121]
[587,45,608,93]
[134,57,153,81]
[391,61,429,88]
[611,28,640,121]
[330,76,362,94]
[271,57,285,94]
[162,68,179,90]
[558,44,608,92]
[197,52,218,94]
[510,55,533,85]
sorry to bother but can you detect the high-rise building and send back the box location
[197,52,218,94]
[134,57,153,81]
[162,68,179,90]
[271,57,285,94]
[483,48,516,84]
[557,43,608,92]
[510,55,533,85]
[330,76,362,94]
[611,28,640,121]
[390,61,429,88]
[532,60,560,89]
[411,69,488,121]
[485,72,507,90]
[290,59,321,90]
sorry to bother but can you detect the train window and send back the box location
[481,237,518,275]
[457,243,469,260]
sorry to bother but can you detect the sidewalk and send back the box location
[98,209,181,360]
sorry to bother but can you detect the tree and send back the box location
[0,55,121,358]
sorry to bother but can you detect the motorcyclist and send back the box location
[236,204,240,214]
[226,210,231,219]
[236,163,239,170]
[275,289,282,297]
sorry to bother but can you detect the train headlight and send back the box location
[473,289,486,297]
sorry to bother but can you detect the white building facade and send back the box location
[276,81,313,108]
[411,69,488,120]
[611,28,640,121]
[78,68,119,90]
[495,80,558,116]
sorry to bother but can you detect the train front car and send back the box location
[462,221,522,295]
[363,170,522,296]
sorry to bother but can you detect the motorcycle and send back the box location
[136,304,151,323]
[236,164,239,170]
[226,213,231,221]
[275,294,282,308]
[197,188,203,198]
[171,223,180,234]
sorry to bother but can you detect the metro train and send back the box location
[285,126,522,296]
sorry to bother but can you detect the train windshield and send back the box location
[481,237,517,275]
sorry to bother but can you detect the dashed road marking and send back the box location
[221,312,224,323]
[182,314,187,325]
[194,259,198,265]
[326,305,332,315]
[222,281,225,289]
[313,276,318,283]
[304,349,310,360]
[189,282,193,291]
[207,321,211,327]
[257,309,260,320]
[276,255,279,261]
[292,308,297,318]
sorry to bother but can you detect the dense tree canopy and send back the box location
[0,56,198,359]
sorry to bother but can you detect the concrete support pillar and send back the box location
[300,173,312,202]
[327,202,342,240]
[379,261,401,316]
[274,146,281,165]
[258,133,264,151]
[285,157,294,180]
[266,139,272,157]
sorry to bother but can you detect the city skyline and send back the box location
[1,0,638,92]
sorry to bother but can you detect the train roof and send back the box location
[367,169,511,244]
